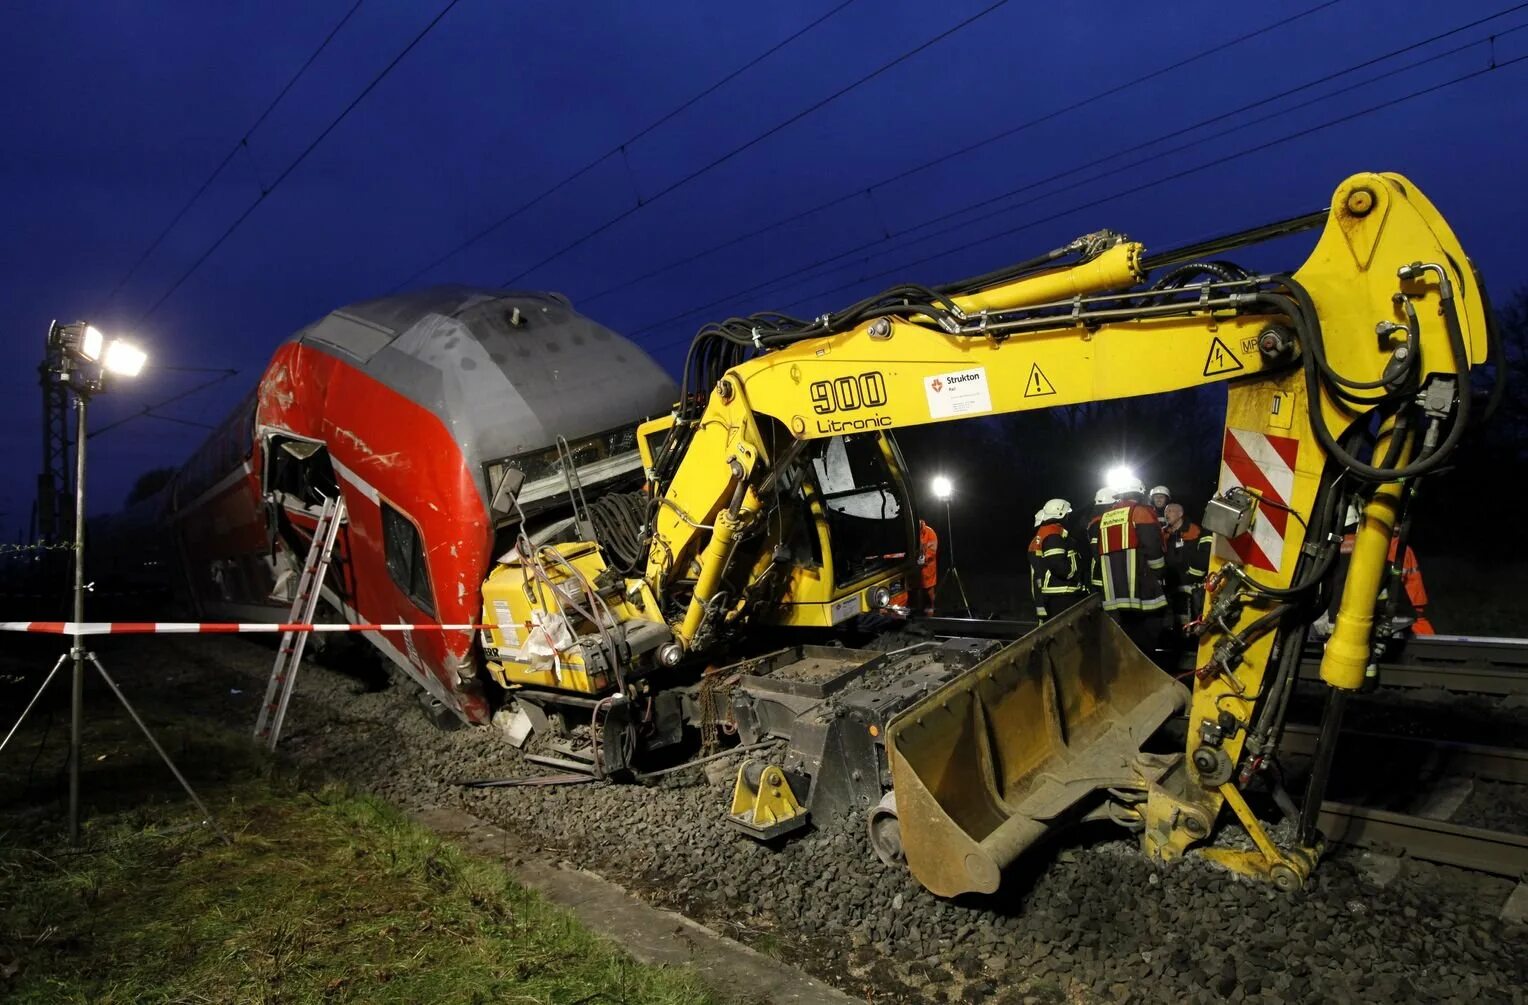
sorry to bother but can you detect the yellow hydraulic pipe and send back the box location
[1319,421,1412,691]
[949,240,1144,316]
[678,508,739,646]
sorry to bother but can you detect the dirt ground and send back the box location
[4,631,1526,1004]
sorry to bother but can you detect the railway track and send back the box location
[1278,723,1528,877]
[921,620,1528,876]
[920,620,1528,695]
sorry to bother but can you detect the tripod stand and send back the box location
[1,384,224,844]
[941,496,973,617]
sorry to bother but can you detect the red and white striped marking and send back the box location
[0,621,488,636]
[1217,427,1300,573]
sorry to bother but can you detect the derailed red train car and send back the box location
[162,287,676,723]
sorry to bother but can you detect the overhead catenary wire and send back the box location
[101,0,367,310]
[137,0,464,324]
[87,369,243,439]
[625,10,1528,349]
[499,0,1017,287]
[633,30,1528,356]
[388,0,864,292]
[576,0,1347,309]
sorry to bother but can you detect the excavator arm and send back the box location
[641,172,1490,893]
[479,171,1491,896]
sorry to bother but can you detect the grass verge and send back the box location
[0,712,713,1005]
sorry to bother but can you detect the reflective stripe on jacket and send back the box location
[1097,501,1169,612]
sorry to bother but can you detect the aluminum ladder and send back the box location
[254,494,346,751]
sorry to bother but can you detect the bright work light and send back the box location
[80,325,105,362]
[103,339,147,377]
[1104,465,1138,493]
[931,475,953,501]
[46,320,148,392]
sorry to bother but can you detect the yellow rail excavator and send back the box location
[477,172,1498,897]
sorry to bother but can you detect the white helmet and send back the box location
[1094,487,1114,506]
[1113,477,1146,499]
[1150,485,1171,499]
[1035,498,1072,526]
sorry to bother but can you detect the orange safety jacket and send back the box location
[919,521,939,590]
[1097,500,1169,613]
[1337,533,1435,635]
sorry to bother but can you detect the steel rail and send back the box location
[917,620,1528,694]
[1277,722,1528,784]
[1315,802,1528,877]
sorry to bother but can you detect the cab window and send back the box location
[808,434,907,586]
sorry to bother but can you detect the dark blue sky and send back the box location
[3,0,1525,536]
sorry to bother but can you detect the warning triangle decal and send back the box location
[1024,362,1057,397]
[1203,336,1245,377]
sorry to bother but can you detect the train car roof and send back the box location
[290,285,677,501]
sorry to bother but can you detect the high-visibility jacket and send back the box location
[1086,511,1107,590]
[1165,521,1211,595]
[918,521,939,590]
[1028,520,1085,618]
[1096,500,1169,613]
[1333,533,1435,635]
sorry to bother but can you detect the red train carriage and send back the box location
[161,287,676,723]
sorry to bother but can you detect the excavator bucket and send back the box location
[886,597,1188,897]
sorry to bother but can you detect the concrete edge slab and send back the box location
[413,806,856,1005]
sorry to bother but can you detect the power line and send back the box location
[626,13,1528,349]
[89,369,243,439]
[388,0,864,293]
[577,0,1344,309]
[673,46,1528,349]
[500,0,1015,287]
[102,1,366,310]
[138,0,463,324]
[141,412,217,431]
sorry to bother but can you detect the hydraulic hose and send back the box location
[1284,275,1473,482]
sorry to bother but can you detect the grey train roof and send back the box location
[290,286,678,504]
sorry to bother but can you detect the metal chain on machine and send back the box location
[696,665,740,754]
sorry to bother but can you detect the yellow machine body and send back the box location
[484,172,1489,895]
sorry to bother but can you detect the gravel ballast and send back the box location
[33,635,1528,1004]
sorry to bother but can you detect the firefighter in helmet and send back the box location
[1028,498,1086,623]
[1097,477,1171,656]
[1086,486,1113,593]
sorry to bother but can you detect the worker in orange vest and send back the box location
[916,519,939,615]
[1318,507,1435,637]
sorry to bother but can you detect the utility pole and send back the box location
[38,338,72,544]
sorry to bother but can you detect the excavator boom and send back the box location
[482,172,1494,896]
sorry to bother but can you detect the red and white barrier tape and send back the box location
[0,621,490,636]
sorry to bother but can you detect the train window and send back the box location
[382,504,435,615]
